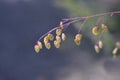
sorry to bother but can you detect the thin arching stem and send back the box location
[78,19,87,33]
[38,27,59,40]
[38,11,120,41]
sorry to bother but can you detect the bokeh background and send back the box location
[0,0,120,80]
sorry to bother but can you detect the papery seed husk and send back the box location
[98,40,103,48]
[112,47,118,55]
[75,33,82,40]
[60,21,64,29]
[101,24,108,32]
[92,26,100,35]
[54,40,60,48]
[34,45,40,53]
[74,39,80,46]
[56,35,61,43]
[37,41,42,49]
[44,36,49,44]
[94,44,100,53]
[56,29,62,36]
[62,33,66,41]
[47,33,54,41]
[45,43,51,50]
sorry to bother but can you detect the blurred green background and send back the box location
[55,0,120,54]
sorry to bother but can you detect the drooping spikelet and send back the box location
[37,41,42,49]
[112,47,118,55]
[44,36,49,44]
[92,26,101,35]
[101,24,108,32]
[47,33,54,41]
[54,40,60,48]
[56,29,62,36]
[98,40,103,49]
[61,33,66,41]
[45,42,51,50]
[74,38,81,46]
[75,33,82,40]
[34,45,41,53]
[94,44,100,53]
[56,35,61,43]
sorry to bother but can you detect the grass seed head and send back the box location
[74,38,81,46]
[44,36,49,44]
[47,33,54,41]
[112,47,118,55]
[75,33,82,40]
[37,41,42,49]
[56,35,61,43]
[92,26,101,35]
[45,42,51,50]
[54,40,60,48]
[34,45,40,53]
[101,24,108,32]
[62,33,66,41]
[94,44,100,53]
[98,40,103,49]
[56,29,62,36]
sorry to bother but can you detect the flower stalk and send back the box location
[34,11,120,56]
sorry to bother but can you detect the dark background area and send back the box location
[0,0,120,80]
[0,0,67,80]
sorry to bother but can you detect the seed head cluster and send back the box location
[92,24,108,36]
[34,22,120,58]
[74,33,83,46]
[34,11,120,58]
[34,22,67,53]
[112,42,120,58]
[92,24,108,53]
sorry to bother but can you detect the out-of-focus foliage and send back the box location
[55,0,120,53]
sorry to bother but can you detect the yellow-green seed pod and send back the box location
[37,41,42,49]
[47,33,54,41]
[94,44,100,53]
[98,40,103,49]
[56,35,61,43]
[75,33,82,40]
[74,39,81,46]
[44,36,49,44]
[34,45,40,53]
[60,21,64,29]
[92,26,100,35]
[62,33,66,41]
[101,24,108,32]
[112,47,118,55]
[45,42,51,50]
[116,42,120,49]
[56,29,62,36]
[54,40,60,48]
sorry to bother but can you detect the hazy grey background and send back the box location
[0,0,120,80]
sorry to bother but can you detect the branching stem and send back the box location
[38,11,120,41]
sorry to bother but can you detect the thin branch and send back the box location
[38,11,120,41]
[38,27,59,40]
